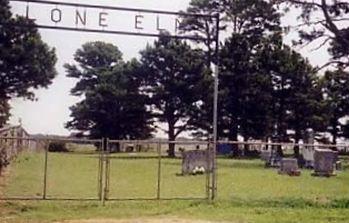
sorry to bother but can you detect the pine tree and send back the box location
[65,42,153,139]
[181,0,281,142]
[139,36,210,157]
[320,69,349,144]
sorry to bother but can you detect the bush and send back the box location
[48,141,69,153]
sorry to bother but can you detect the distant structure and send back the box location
[0,124,34,160]
[0,124,30,138]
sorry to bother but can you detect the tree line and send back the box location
[1,0,349,157]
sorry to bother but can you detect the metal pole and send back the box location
[206,142,211,200]
[211,13,220,201]
[101,138,106,205]
[43,140,49,200]
[106,140,111,201]
[103,138,110,205]
[98,139,103,201]
[157,141,162,200]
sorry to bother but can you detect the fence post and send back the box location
[0,138,3,176]
[98,138,103,201]
[43,139,49,200]
[157,141,162,200]
[206,142,211,200]
[11,138,15,160]
[102,138,110,205]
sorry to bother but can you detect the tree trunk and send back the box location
[294,128,305,167]
[243,137,249,157]
[206,44,213,68]
[230,119,239,157]
[264,136,269,150]
[168,122,176,158]
[294,128,301,158]
[332,121,338,151]
[277,145,284,158]
[277,76,287,143]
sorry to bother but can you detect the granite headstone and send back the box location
[313,149,337,177]
[278,158,301,176]
[182,150,211,175]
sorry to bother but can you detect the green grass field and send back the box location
[1,149,349,223]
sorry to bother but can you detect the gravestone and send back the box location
[313,149,337,177]
[260,150,271,162]
[182,150,211,175]
[302,128,315,168]
[278,158,301,176]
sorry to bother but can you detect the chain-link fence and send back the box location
[0,137,47,200]
[215,141,349,201]
[0,137,214,202]
[2,137,348,202]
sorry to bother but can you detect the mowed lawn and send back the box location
[1,150,349,223]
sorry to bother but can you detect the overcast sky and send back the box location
[8,0,330,137]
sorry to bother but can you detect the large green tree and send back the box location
[219,32,325,156]
[179,0,225,65]
[259,42,326,154]
[320,69,349,144]
[65,42,153,139]
[139,36,209,157]
[0,0,57,126]
[181,0,281,64]
[183,0,327,156]
[181,0,282,141]
[219,34,273,143]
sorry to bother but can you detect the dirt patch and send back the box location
[58,218,222,223]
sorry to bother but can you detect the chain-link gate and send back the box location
[1,137,215,202]
[2,0,220,201]
[102,140,214,202]
[44,138,104,201]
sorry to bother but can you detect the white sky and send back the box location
[8,0,330,137]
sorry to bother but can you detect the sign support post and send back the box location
[211,13,220,201]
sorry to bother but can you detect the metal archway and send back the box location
[2,0,220,200]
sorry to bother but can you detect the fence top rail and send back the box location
[1,137,347,149]
[218,141,348,149]
[108,140,210,145]
[109,139,349,149]
[0,136,102,143]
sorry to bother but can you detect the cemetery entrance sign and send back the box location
[9,0,213,40]
[4,0,220,201]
